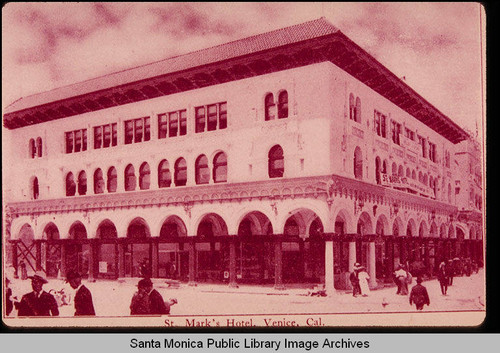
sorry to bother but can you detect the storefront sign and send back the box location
[99,261,108,273]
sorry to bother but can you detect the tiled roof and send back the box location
[4,18,339,114]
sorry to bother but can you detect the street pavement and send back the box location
[5,268,485,317]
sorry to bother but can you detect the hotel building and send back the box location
[3,18,483,292]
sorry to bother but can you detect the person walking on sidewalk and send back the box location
[349,263,362,297]
[409,277,430,311]
[446,260,454,286]
[437,261,448,295]
[394,264,408,295]
[16,272,59,316]
[130,278,177,315]
[357,266,371,297]
[66,270,95,316]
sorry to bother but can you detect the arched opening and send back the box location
[42,223,61,278]
[31,177,39,200]
[29,139,36,158]
[174,158,187,186]
[213,152,227,183]
[158,216,188,281]
[237,211,274,284]
[66,222,90,276]
[124,164,136,191]
[264,93,275,121]
[94,169,105,194]
[96,220,118,279]
[277,90,289,119]
[158,160,172,188]
[195,155,210,185]
[139,162,151,190]
[16,224,36,279]
[66,172,76,196]
[375,156,381,184]
[268,145,284,178]
[125,218,151,277]
[355,96,361,123]
[36,137,43,157]
[77,171,87,196]
[107,167,117,193]
[195,214,229,282]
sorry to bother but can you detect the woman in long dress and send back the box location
[358,267,371,296]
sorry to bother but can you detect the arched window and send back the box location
[36,137,42,157]
[94,169,104,194]
[354,147,363,180]
[264,93,275,121]
[66,172,76,196]
[107,167,117,193]
[382,160,388,174]
[412,170,416,180]
[349,93,355,120]
[158,160,171,188]
[174,158,187,186]
[375,157,381,184]
[406,168,411,178]
[139,162,150,190]
[213,152,227,183]
[277,91,288,119]
[268,145,284,178]
[29,139,36,159]
[398,165,404,177]
[195,155,210,185]
[423,174,428,186]
[78,171,87,195]
[124,164,136,191]
[391,162,397,176]
[355,97,361,122]
[32,177,39,200]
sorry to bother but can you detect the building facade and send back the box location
[3,18,484,293]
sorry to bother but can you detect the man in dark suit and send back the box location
[409,277,430,311]
[17,272,59,316]
[66,270,95,316]
[130,278,177,315]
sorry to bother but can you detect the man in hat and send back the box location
[66,270,95,316]
[349,263,362,297]
[130,278,177,315]
[17,272,59,316]
[394,264,409,295]
[409,277,430,311]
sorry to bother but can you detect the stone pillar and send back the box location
[151,241,159,278]
[229,238,237,287]
[368,241,377,288]
[188,240,196,286]
[324,240,335,295]
[12,241,18,278]
[88,241,95,281]
[348,241,356,272]
[274,239,284,290]
[60,243,67,279]
[118,243,125,278]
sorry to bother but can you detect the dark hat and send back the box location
[65,270,81,282]
[416,277,423,284]
[29,271,48,284]
[138,278,153,288]
[354,263,362,270]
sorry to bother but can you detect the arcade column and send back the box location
[324,240,335,295]
[348,241,356,272]
[229,238,237,288]
[188,239,196,286]
[274,238,284,290]
[368,241,377,288]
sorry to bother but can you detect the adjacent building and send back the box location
[2,18,484,293]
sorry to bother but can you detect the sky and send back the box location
[2,2,485,136]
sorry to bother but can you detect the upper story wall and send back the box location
[324,61,458,205]
[4,63,334,201]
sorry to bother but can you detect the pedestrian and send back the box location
[437,261,448,295]
[130,278,177,315]
[66,270,95,316]
[357,266,370,296]
[446,260,454,286]
[19,261,28,280]
[409,277,430,311]
[349,263,362,297]
[394,264,408,295]
[5,278,13,316]
[16,272,59,316]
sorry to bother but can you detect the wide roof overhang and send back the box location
[3,24,468,143]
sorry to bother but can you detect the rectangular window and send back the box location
[418,135,428,158]
[65,129,87,153]
[169,111,179,137]
[195,102,227,133]
[374,111,387,138]
[158,113,168,139]
[124,117,150,144]
[111,123,117,146]
[179,110,187,135]
[103,124,111,148]
[195,106,205,133]
[405,128,415,141]
[429,142,436,162]
[94,126,102,149]
[391,121,401,145]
